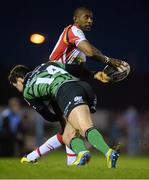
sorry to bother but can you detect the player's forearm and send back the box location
[78,40,110,64]
[89,45,125,68]
[89,45,110,64]
[78,40,124,67]
[25,98,59,122]
[38,109,59,122]
[65,64,94,79]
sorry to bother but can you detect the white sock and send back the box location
[65,146,77,165]
[27,133,63,161]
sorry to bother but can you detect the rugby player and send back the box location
[48,6,125,164]
[8,61,119,168]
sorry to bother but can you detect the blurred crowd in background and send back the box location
[0,96,149,157]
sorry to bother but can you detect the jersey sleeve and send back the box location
[24,98,59,122]
[68,26,87,46]
[65,64,94,79]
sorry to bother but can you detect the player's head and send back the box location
[8,65,30,92]
[73,7,93,31]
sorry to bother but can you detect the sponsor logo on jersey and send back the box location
[74,96,84,105]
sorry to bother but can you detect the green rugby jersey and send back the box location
[23,62,78,100]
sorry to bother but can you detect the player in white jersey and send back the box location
[49,7,125,68]
[50,6,125,165]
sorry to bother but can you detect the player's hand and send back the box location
[94,71,110,83]
[108,58,127,68]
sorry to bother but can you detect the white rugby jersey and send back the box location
[49,24,87,64]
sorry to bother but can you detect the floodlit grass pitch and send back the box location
[0,151,149,179]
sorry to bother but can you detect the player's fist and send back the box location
[94,71,110,83]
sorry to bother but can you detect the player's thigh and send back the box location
[68,104,93,137]
[56,81,87,118]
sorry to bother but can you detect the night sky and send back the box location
[0,0,148,73]
[0,0,149,106]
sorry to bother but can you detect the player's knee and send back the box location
[85,127,97,140]
[80,126,94,137]
[62,132,75,146]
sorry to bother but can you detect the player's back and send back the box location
[23,62,77,100]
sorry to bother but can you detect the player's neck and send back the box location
[73,23,81,30]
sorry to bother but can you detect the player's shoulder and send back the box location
[69,24,85,37]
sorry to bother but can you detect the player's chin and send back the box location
[84,26,91,31]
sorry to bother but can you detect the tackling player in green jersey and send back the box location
[9,61,119,168]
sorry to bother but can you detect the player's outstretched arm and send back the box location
[25,98,59,122]
[78,40,126,68]
[65,64,110,83]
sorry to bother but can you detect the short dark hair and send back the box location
[8,65,30,85]
[73,7,92,17]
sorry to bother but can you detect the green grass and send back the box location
[0,151,149,179]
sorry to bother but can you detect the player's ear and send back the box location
[17,77,24,84]
[73,16,77,22]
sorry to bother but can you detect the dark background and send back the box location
[0,0,149,109]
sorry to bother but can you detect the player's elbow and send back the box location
[85,49,94,57]
[78,40,95,57]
